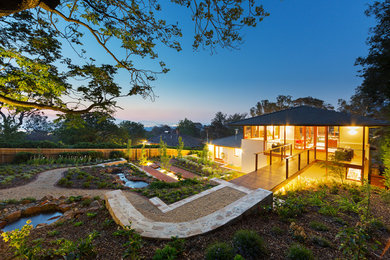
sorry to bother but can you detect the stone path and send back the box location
[141,166,177,182]
[105,187,273,239]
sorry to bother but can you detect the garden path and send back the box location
[0,165,251,223]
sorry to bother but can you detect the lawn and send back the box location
[1,182,389,259]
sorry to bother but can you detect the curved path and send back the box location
[0,165,257,223]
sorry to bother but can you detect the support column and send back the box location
[325,126,329,162]
[362,126,366,182]
[284,126,287,145]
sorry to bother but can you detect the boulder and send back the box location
[22,206,42,216]
[5,210,21,222]
[0,220,7,229]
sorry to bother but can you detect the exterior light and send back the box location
[348,127,358,135]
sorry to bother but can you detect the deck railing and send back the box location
[254,143,293,171]
[285,146,317,179]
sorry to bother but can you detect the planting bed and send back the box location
[1,183,389,259]
[57,164,154,190]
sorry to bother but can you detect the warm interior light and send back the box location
[348,127,358,135]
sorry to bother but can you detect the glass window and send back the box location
[244,126,251,139]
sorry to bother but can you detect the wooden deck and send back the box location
[230,153,315,191]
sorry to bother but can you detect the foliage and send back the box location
[119,121,146,145]
[159,137,171,171]
[139,143,148,166]
[127,139,132,161]
[116,226,143,260]
[13,152,35,164]
[177,118,200,137]
[1,220,40,259]
[274,195,307,220]
[109,150,125,159]
[380,136,390,189]
[205,242,235,260]
[311,236,331,248]
[286,244,314,260]
[309,221,329,232]
[250,95,334,117]
[177,136,184,159]
[355,0,390,115]
[320,156,346,184]
[153,245,178,260]
[0,0,268,114]
[207,112,246,139]
[232,230,268,259]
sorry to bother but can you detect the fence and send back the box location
[0,148,191,164]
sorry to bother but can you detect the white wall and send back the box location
[241,139,265,173]
[220,147,241,167]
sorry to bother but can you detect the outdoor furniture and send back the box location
[334,148,354,161]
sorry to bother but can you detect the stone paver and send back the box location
[105,187,273,238]
[141,166,177,182]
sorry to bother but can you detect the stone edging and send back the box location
[149,178,252,213]
[105,186,273,239]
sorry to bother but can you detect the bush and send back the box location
[309,221,329,231]
[57,151,103,160]
[205,242,235,260]
[13,152,36,164]
[109,150,125,159]
[311,236,331,248]
[232,230,267,259]
[153,245,178,260]
[286,244,314,260]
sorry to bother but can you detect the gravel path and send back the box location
[0,167,245,222]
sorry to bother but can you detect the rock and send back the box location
[90,200,101,208]
[22,206,42,216]
[36,223,47,229]
[40,203,58,212]
[58,204,72,212]
[0,220,7,229]
[5,210,21,222]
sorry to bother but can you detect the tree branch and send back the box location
[0,93,100,114]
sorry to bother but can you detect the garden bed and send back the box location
[56,164,154,190]
[1,182,389,259]
[135,178,217,204]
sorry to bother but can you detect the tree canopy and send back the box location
[249,95,334,117]
[0,0,268,115]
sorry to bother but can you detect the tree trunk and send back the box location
[0,0,60,17]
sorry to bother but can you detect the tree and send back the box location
[159,137,170,171]
[150,125,172,137]
[177,118,199,137]
[355,0,390,117]
[119,121,146,145]
[250,95,334,116]
[177,136,184,159]
[24,112,55,141]
[0,1,268,114]
[0,104,38,141]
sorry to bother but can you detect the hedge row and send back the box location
[0,141,202,149]
[12,151,104,164]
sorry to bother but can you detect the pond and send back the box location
[2,211,63,232]
[117,173,149,188]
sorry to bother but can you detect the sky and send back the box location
[58,0,375,126]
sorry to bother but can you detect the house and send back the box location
[148,130,203,148]
[207,106,389,185]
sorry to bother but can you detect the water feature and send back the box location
[2,212,63,232]
[117,173,149,188]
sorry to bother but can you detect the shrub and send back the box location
[271,226,285,235]
[286,244,314,260]
[232,230,267,259]
[205,242,235,260]
[275,196,306,220]
[13,152,36,164]
[311,236,331,247]
[309,221,329,231]
[153,245,178,260]
[109,150,125,159]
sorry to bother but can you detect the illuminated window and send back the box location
[234,148,242,157]
[346,168,362,181]
[244,126,251,139]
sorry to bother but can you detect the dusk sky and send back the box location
[60,0,375,126]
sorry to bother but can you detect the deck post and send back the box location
[361,126,366,182]
[298,154,301,171]
[290,144,292,156]
[255,153,258,171]
[307,149,310,164]
[325,127,329,162]
[270,150,272,165]
[314,146,317,160]
[286,158,289,179]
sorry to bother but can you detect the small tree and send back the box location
[201,144,211,165]
[381,136,390,189]
[127,139,132,161]
[159,137,171,171]
[177,136,184,159]
[321,155,346,184]
[139,143,148,166]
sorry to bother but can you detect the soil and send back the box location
[1,184,389,259]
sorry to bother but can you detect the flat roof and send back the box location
[229,106,389,127]
[210,135,242,148]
